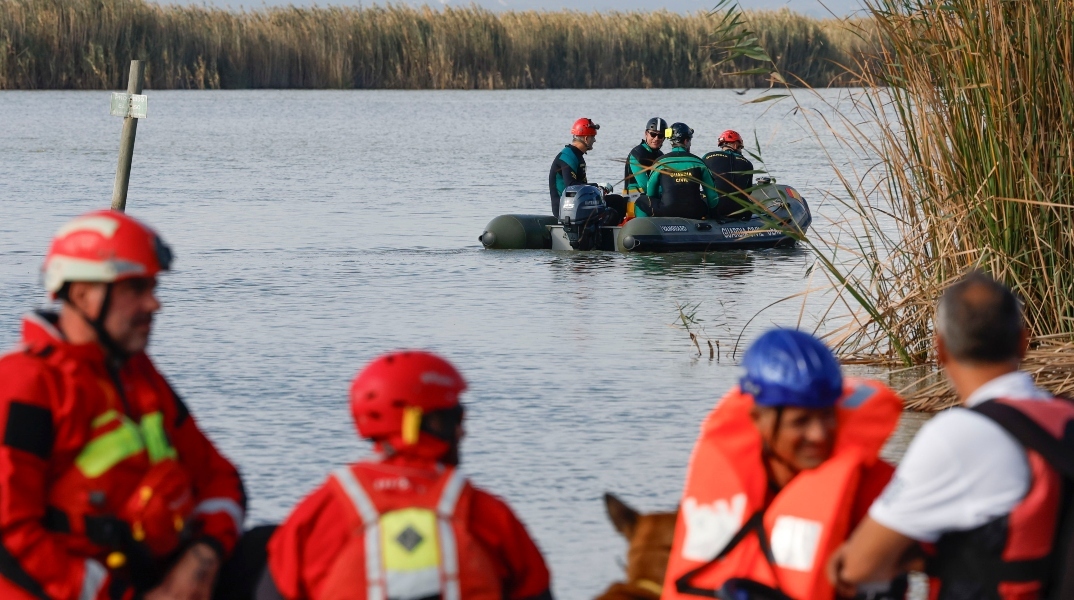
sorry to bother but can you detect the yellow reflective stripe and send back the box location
[381,508,442,599]
[75,416,145,478]
[90,410,119,429]
[140,412,177,463]
[381,508,440,571]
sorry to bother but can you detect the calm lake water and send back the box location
[0,89,925,597]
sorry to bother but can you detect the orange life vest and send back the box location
[662,378,902,600]
[320,462,503,600]
[927,397,1074,600]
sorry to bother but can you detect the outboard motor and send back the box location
[558,185,610,250]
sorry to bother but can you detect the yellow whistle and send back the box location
[401,407,422,446]
[106,552,126,569]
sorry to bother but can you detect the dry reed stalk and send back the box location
[761,0,1074,410]
[893,338,1074,412]
[0,0,874,89]
[704,0,1074,411]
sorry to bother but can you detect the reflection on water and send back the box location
[0,88,924,598]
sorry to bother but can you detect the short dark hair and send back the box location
[936,270,1024,363]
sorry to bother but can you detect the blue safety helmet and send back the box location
[739,329,843,409]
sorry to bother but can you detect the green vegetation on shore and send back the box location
[0,0,872,90]
[772,0,1074,407]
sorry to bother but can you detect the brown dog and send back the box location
[595,493,679,600]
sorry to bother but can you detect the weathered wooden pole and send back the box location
[110,60,147,212]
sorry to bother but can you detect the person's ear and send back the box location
[1018,327,1029,361]
[935,333,948,366]
[66,282,101,318]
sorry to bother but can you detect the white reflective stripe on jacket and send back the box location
[332,467,467,600]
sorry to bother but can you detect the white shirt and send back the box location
[869,371,1053,542]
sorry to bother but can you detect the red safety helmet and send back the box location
[350,351,467,459]
[571,118,600,137]
[718,129,744,147]
[43,209,173,298]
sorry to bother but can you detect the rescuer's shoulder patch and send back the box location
[3,401,53,460]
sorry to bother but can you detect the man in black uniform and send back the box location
[623,117,667,197]
[703,129,755,221]
[640,123,720,220]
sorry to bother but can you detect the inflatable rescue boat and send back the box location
[478,180,811,252]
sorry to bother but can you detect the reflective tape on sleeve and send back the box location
[78,559,106,600]
[192,498,245,535]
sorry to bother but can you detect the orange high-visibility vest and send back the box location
[663,379,902,600]
[319,462,503,600]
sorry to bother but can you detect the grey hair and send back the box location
[936,270,1024,363]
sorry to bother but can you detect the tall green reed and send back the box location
[0,0,873,89]
[747,0,1074,372]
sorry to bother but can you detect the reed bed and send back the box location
[768,0,1074,409]
[0,0,873,89]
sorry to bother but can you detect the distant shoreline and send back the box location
[0,0,875,90]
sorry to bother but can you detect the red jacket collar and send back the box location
[21,310,108,364]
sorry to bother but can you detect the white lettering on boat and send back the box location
[723,227,781,239]
[661,225,688,232]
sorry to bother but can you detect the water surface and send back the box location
[0,89,922,597]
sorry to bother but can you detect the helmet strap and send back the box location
[760,407,800,489]
[68,283,129,362]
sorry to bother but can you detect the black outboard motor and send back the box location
[558,185,610,250]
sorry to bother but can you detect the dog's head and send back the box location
[602,492,679,598]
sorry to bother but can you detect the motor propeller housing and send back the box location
[558,185,611,250]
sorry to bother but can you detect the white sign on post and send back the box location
[109,92,148,118]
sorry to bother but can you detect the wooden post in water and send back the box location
[110,60,147,212]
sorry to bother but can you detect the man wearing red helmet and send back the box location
[0,210,256,599]
[548,117,599,218]
[702,130,755,221]
[259,351,553,600]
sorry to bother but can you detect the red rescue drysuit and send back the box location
[0,312,246,599]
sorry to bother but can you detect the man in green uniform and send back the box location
[623,117,666,196]
[639,123,720,219]
[703,129,755,221]
[548,117,598,218]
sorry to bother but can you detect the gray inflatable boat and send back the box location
[478,181,811,252]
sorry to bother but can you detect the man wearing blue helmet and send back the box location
[663,329,906,600]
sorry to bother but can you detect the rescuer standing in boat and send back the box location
[258,350,553,600]
[0,210,260,599]
[662,329,907,600]
[639,123,721,219]
[623,117,667,197]
[829,271,1074,599]
[703,130,755,221]
[548,118,598,218]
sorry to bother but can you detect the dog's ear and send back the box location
[604,492,639,539]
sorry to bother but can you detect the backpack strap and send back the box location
[972,400,1074,478]
[971,399,1074,600]
[674,509,785,597]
